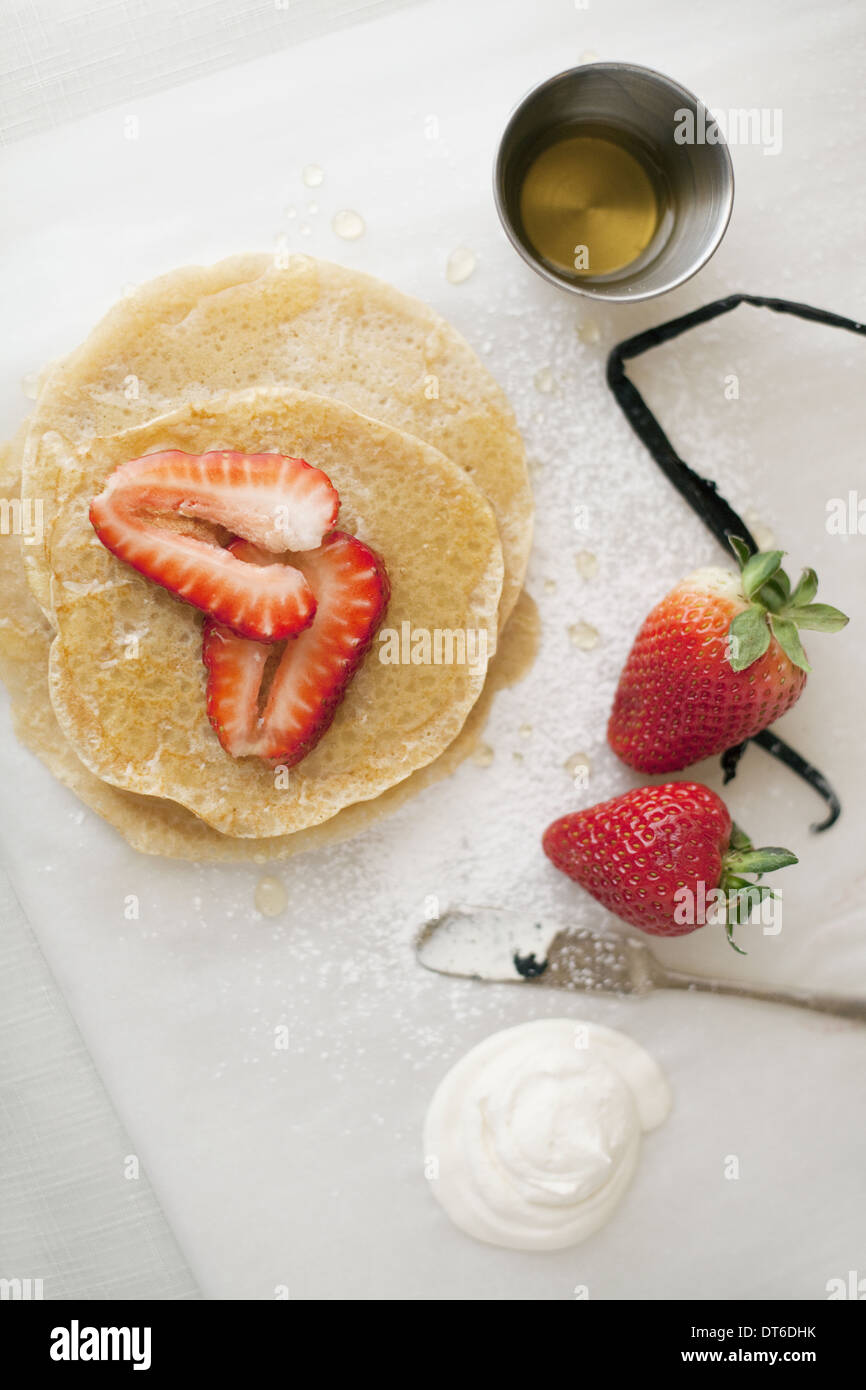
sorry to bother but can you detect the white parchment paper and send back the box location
[1,0,865,1299]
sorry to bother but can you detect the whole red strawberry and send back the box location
[608,538,848,773]
[542,782,797,949]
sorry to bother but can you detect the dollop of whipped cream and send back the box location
[423,1019,671,1251]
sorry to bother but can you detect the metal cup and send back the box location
[494,62,734,302]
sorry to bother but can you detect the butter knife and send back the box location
[416,904,866,1022]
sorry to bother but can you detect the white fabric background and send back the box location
[1,0,414,141]
[0,868,199,1299]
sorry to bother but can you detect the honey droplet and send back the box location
[333,209,365,240]
[544,578,557,594]
[575,549,599,580]
[568,620,600,651]
[299,222,312,236]
[579,49,600,64]
[286,205,297,219]
[446,247,476,284]
[471,742,494,767]
[577,318,601,345]
[302,163,324,187]
[307,201,319,215]
[564,751,592,787]
[533,366,556,394]
[255,875,288,918]
[519,723,533,739]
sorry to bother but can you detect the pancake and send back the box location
[21,253,532,624]
[0,437,538,859]
[42,387,504,837]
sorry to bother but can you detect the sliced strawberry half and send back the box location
[203,532,390,764]
[94,450,339,552]
[90,450,340,640]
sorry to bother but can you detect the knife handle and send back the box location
[658,969,866,1023]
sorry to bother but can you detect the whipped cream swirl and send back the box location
[424,1019,671,1251]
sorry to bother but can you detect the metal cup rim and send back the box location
[493,61,735,303]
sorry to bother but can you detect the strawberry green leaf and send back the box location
[788,602,849,633]
[722,872,778,895]
[767,567,791,598]
[759,576,789,612]
[727,884,778,933]
[789,566,818,607]
[728,535,752,569]
[770,614,812,671]
[724,875,758,891]
[728,822,753,853]
[729,884,768,915]
[728,606,771,671]
[727,891,752,925]
[741,549,784,600]
[725,847,799,874]
[724,919,748,955]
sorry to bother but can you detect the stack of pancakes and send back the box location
[0,255,534,859]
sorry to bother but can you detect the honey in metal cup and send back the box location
[494,62,734,302]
